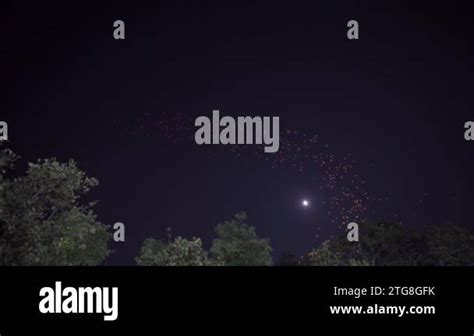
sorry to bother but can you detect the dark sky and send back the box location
[3,1,474,265]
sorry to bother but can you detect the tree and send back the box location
[306,240,347,266]
[306,221,424,266]
[136,236,211,266]
[210,212,272,266]
[0,148,110,265]
[424,225,474,266]
[305,221,474,266]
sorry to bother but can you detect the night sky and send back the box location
[3,1,474,265]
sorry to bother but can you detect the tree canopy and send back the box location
[136,212,273,266]
[0,148,110,265]
[210,212,272,266]
[136,236,211,266]
[305,221,474,266]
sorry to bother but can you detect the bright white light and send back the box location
[302,199,309,207]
